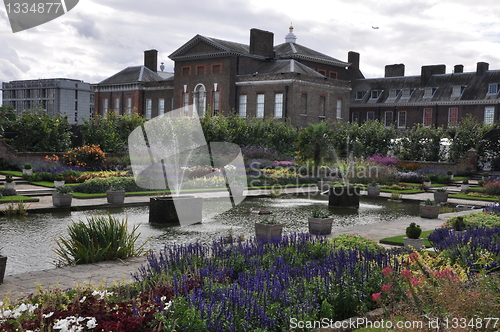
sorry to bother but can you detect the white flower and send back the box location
[86,317,97,329]
[42,312,54,318]
[79,296,87,303]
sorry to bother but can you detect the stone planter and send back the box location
[106,190,125,204]
[54,180,65,188]
[4,182,15,190]
[328,186,360,208]
[461,184,469,191]
[308,217,333,235]
[149,196,202,226]
[403,238,424,251]
[0,255,7,284]
[423,181,431,189]
[419,205,440,219]
[23,169,33,176]
[433,191,448,203]
[367,185,380,196]
[255,222,283,241]
[52,193,73,207]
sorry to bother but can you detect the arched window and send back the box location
[193,84,206,117]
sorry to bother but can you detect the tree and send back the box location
[447,115,485,162]
[296,122,333,168]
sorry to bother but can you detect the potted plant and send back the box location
[0,248,6,284]
[4,175,15,190]
[420,198,440,219]
[317,180,330,193]
[461,178,469,191]
[404,222,424,251]
[308,209,333,235]
[255,216,283,241]
[423,176,431,189]
[23,163,33,176]
[106,184,126,204]
[388,191,402,202]
[52,185,73,207]
[54,174,65,188]
[483,172,490,182]
[367,182,380,196]
[446,170,453,180]
[433,187,448,203]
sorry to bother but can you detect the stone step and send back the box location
[14,188,56,196]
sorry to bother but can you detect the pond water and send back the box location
[0,195,421,275]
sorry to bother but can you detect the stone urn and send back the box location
[419,204,440,219]
[403,238,425,251]
[308,217,333,235]
[367,185,381,196]
[106,190,126,204]
[52,193,73,207]
[433,190,448,203]
[255,222,283,241]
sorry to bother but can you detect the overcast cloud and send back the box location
[1,0,500,101]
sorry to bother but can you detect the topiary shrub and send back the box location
[72,176,145,194]
[406,222,422,239]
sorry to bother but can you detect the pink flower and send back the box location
[410,277,422,286]
[372,292,382,302]
[382,266,393,276]
[401,270,412,278]
[381,284,391,293]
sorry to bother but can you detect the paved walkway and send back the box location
[0,180,496,301]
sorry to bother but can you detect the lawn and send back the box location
[379,230,434,248]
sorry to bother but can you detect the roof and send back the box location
[244,59,326,77]
[98,66,163,85]
[351,70,500,106]
[169,35,250,60]
[274,42,349,67]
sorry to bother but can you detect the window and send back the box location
[351,112,359,122]
[211,63,222,74]
[300,93,307,114]
[423,108,432,127]
[194,84,207,117]
[126,97,132,114]
[370,90,382,99]
[388,89,400,99]
[145,99,152,120]
[488,84,498,95]
[181,66,191,76]
[355,91,366,100]
[196,65,206,75]
[485,106,495,125]
[212,91,220,115]
[274,93,283,118]
[452,85,465,97]
[401,88,412,99]
[448,107,458,126]
[238,94,247,117]
[103,98,108,116]
[319,95,326,117]
[114,98,120,114]
[424,87,437,98]
[158,98,165,116]
[398,111,406,128]
[367,111,375,121]
[318,69,327,76]
[256,93,265,118]
[182,92,189,116]
[384,111,393,127]
[329,71,338,79]
[336,98,342,119]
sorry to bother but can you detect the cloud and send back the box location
[63,13,101,39]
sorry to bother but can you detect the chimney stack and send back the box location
[385,64,405,77]
[249,28,274,58]
[420,64,446,86]
[348,51,360,70]
[144,49,158,72]
[454,64,464,73]
[476,62,489,76]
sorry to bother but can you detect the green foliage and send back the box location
[447,114,486,162]
[352,120,396,157]
[54,213,148,266]
[80,112,146,153]
[73,176,144,194]
[296,122,333,167]
[443,212,500,229]
[62,144,106,168]
[55,185,73,194]
[200,114,299,156]
[4,109,72,152]
[329,234,385,253]
[311,208,330,218]
[406,222,422,239]
[393,124,445,161]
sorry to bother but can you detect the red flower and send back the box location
[381,284,391,293]
[372,292,382,302]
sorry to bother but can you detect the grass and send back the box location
[379,230,434,248]
[380,188,423,194]
[0,195,38,202]
[449,193,499,201]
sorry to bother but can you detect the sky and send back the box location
[2,0,500,101]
